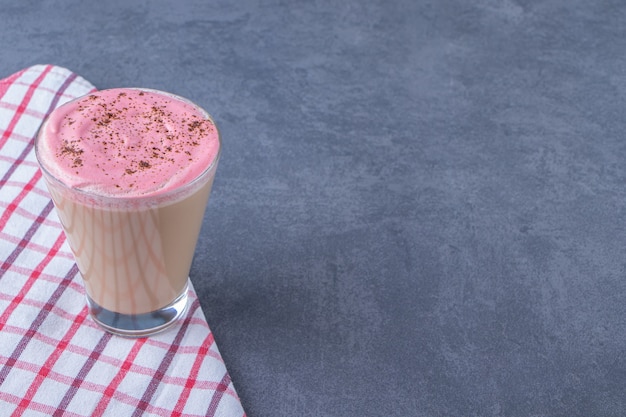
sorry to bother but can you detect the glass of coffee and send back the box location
[35,88,221,337]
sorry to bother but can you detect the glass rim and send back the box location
[35,87,222,206]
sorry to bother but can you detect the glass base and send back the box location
[86,281,190,338]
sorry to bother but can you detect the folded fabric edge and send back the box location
[1,64,97,100]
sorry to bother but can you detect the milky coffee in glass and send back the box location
[35,88,221,337]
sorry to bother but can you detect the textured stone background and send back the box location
[3,0,626,415]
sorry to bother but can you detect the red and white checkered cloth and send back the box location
[0,65,245,417]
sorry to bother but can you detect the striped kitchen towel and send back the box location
[0,64,245,417]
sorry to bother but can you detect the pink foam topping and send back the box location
[37,88,220,197]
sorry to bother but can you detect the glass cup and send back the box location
[35,89,221,337]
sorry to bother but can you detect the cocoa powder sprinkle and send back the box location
[50,89,217,195]
[60,143,83,157]
[188,120,202,131]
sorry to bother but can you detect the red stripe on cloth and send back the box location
[0,67,28,100]
[0,392,84,417]
[0,70,79,240]
[0,170,42,233]
[0,101,47,119]
[207,372,232,416]
[2,320,240,399]
[0,301,87,333]
[0,70,78,211]
[10,306,89,417]
[0,200,63,228]
[0,64,52,151]
[131,300,200,417]
[0,154,38,167]
[0,344,238,406]
[1,179,59,199]
[0,200,55,277]
[7,78,92,99]
[0,264,84,294]
[0,210,65,331]
[0,264,79,384]
[91,337,148,417]
[0,68,79,286]
[0,230,73,260]
[52,332,113,417]
[171,332,215,416]
[0,130,39,144]
[0,350,216,417]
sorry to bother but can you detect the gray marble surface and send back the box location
[3,0,626,415]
